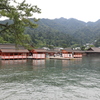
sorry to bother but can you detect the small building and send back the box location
[73,51,83,58]
[54,47,64,51]
[86,47,100,52]
[46,50,62,58]
[0,44,29,60]
[85,47,100,55]
[61,48,84,58]
[29,49,47,59]
[62,48,73,58]
[73,47,81,50]
[42,47,50,50]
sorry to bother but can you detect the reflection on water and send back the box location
[0,58,83,70]
[62,58,82,67]
[32,60,45,66]
[32,60,46,70]
[0,60,27,67]
[0,56,100,100]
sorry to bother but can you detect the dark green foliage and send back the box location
[94,38,100,47]
[1,17,100,48]
[26,24,79,48]
[81,46,86,51]
[0,0,41,48]
[26,18,100,48]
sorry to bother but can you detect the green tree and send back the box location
[0,0,41,48]
[0,37,7,43]
[94,38,100,47]
[81,46,85,51]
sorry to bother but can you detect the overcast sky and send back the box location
[25,0,100,22]
[1,0,100,22]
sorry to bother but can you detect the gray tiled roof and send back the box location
[0,44,25,49]
[86,47,100,52]
[0,49,29,53]
[0,44,29,53]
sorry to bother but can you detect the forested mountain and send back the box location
[94,38,100,47]
[26,17,100,47]
[0,17,100,48]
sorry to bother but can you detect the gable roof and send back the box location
[86,47,100,52]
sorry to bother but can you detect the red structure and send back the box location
[62,50,73,58]
[0,44,29,60]
[61,48,83,58]
[73,52,83,58]
[29,49,47,59]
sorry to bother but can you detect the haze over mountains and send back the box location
[1,17,100,47]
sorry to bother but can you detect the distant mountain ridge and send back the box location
[0,17,100,47]
[35,17,86,34]
[33,17,100,43]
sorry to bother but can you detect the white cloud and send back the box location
[30,0,100,22]
[1,0,100,22]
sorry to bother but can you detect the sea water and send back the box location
[0,56,100,100]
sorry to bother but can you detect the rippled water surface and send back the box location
[0,56,100,100]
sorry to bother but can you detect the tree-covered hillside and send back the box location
[94,38,100,47]
[0,17,100,48]
[27,18,100,47]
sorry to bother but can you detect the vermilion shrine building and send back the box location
[0,44,85,60]
[0,44,29,60]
